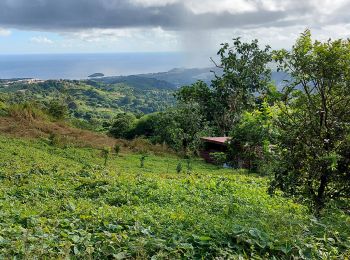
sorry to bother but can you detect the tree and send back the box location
[109,113,137,139]
[270,30,350,213]
[175,80,215,124]
[176,38,272,135]
[211,38,272,134]
[154,104,214,154]
[132,113,160,138]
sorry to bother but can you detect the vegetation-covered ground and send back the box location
[0,135,349,259]
[0,79,175,125]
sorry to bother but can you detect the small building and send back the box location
[200,137,231,163]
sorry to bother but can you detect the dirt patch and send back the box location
[0,116,117,148]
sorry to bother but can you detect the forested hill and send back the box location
[138,67,223,87]
[0,78,176,129]
[91,67,219,88]
[92,75,176,90]
[96,67,288,89]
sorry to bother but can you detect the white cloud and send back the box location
[186,0,257,14]
[129,0,178,7]
[30,36,54,44]
[59,27,180,52]
[66,28,134,42]
[0,28,11,37]
[309,0,349,15]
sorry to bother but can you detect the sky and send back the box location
[0,0,350,55]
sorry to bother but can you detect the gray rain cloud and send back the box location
[0,0,348,31]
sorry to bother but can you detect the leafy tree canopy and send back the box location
[270,30,350,213]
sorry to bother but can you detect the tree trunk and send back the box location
[315,171,328,216]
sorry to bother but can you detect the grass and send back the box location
[0,135,349,259]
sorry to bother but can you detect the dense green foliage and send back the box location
[176,38,272,135]
[270,30,350,213]
[172,32,350,213]
[109,113,137,139]
[145,104,213,154]
[228,101,278,172]
[0,135,349,259]
[109,104,214,154]
[0,79,175,130]
[47,99,68,120]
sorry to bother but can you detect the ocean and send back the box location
[0,52,187,80]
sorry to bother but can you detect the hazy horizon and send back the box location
[0,52,214,80]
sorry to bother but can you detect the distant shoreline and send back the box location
[0,52,196,80]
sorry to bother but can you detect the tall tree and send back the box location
[211,38,272,134]
[176,38,272,135]
[270,30,350,213]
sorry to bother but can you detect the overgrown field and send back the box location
[0,135,349,259]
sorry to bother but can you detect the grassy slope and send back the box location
[0,116,118,148]
[0,135,349,259]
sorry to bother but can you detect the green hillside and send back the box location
[94,75,176,90]
[0,79,175,127]
[0,134,349,259]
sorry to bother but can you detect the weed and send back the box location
[114,144,121,156]
[176,162,182,174]
[101,147,111,167]
[140,153,148,168]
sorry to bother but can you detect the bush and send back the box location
[114,144,121,156]
[48,133,74,148]
[228,102,278,172]
[47,100,68,120]
[210,152,227,167]
[101,147,111,167]
[139,153,148,168]
[8,102,47,121]
[132,113,160,138]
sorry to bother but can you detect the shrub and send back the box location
[47,100,68,120]
[114,144,121,156]
[140,153,148,168]
[8,102,47,121]
[210,152,227,167]
[228,102,278,172]
[101,147,111,167]
[48,133,74,148]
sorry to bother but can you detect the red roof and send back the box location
[201,137,231,145]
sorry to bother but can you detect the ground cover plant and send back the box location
[0,135,349,259]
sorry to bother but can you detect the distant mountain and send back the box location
[271,71,291,89]
[138,67,223,87]
[139,67,289,89]
[92,67,290,92]
[88,73,105,78]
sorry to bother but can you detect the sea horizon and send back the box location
[0,52,200,80]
